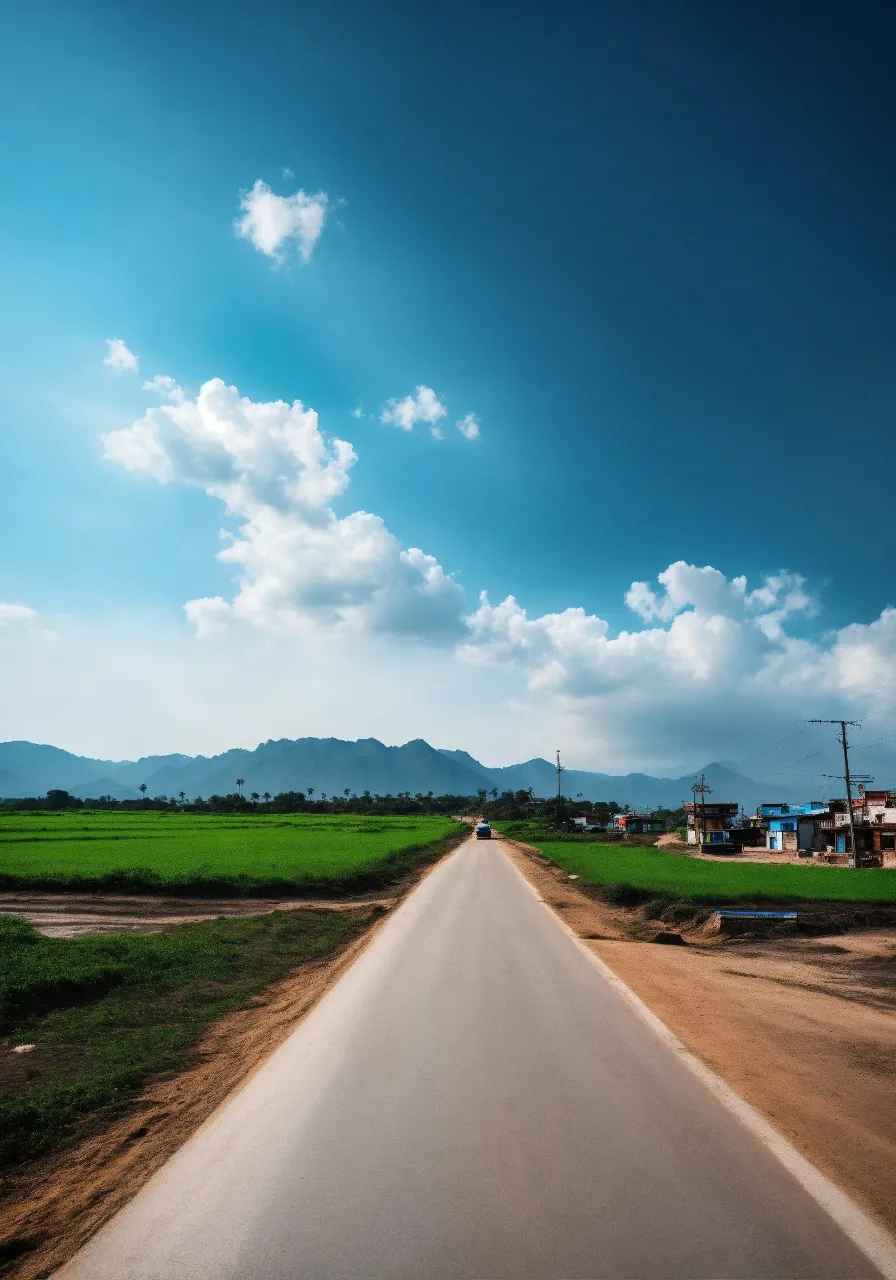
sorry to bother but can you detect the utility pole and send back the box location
[810,719,863,867]
[555,749,566,828]
[691,773,711,848]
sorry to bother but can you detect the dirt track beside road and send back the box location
[504,837,896,1236]
[0,891,397,938]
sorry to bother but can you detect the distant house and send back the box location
[760,802,827,853]
[683,801,739,847]
[760,793,896,865]
[570,813,606,832]
[612,813,664,835]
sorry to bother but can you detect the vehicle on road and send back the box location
[475,821,491,839]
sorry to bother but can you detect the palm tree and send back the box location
[139,783,147,800]
[263,792,271,804]
[250,791,259,803]
[307,787,315,800]
[179,791,186,805]
[236,777,245,797]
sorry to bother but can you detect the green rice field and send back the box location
[0,908,373,1168]
[0,812,463,895]
[502,823,896,904]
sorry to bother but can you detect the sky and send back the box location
[2,0,896,780]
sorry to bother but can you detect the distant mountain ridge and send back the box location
[0,738,815,812]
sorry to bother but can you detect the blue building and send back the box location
[760,802,827,853]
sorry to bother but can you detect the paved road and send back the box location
[60,838,877,1278]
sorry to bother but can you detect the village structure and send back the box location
[682,787,896,868]
[566,783,896,868]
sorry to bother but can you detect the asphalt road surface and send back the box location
[60,837,879,1279]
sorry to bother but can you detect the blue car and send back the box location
[475,821,491,839]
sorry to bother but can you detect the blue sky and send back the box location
[3,0,896,776]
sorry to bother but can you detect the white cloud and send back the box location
[235,179,328,262]
[381,385,447,433]
[103,338,139,374]
[0,603,37,627]
[142,374,184,403]
[97,365,896,774]
[103,378,465,643]
[456,412,480,441]
[459,561,896,771]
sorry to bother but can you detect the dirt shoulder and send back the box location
[502,837,896,1237]
[0,835,467,1279]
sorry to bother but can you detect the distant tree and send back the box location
[308,787,315,800]
[490,788,498,802]
[46,789,74,809]
[236,777,245,797]
[344,788,351,800]
[179,791,186,805]
[138,783,147,799]
[194,796,203,806]
[263,792,271,804]
[250,791,260,803]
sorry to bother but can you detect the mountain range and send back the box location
[0,738,824,813]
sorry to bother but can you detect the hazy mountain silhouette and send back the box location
[0,738,815,811]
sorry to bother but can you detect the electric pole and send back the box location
[555,749,565,829]
[691,773,711,847]
[810,719,863,867]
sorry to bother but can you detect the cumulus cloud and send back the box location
[142,374,184,403]
[103,378,465,643]
[99,365,896,772]
[381,386,447,436]
[456,412,480,441]
[235,179,328,262]
[459,560,896,770]
[103,338,139,374]
[0,603,37,627]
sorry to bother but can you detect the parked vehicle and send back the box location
[475,821,491,839]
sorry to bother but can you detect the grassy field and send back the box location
[0,908,374,1169]
[0,813,463,895]
[501,822,896,904]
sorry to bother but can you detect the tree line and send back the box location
[2,787,685,827]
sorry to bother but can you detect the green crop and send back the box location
[503,824,896,904]
[0,813,463,895]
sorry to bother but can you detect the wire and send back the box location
[851,728,896,753]
[730,721,810,766]
[782,734,841,769]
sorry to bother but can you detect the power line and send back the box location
[782,733,842,770]
[730,721,811,766]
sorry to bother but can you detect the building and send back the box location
[612,813,665,835]
[683,801,740,847]
[760,802,827,854]
[767,792,896,866]
[570,813,607,832]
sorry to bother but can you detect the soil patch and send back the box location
[502,836,896,1237]
[0,891,397,939]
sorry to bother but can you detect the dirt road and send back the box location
[58,837,885,1279]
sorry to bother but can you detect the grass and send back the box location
[0,813,463,895]
[500,821,896,904]
[0,908,375,1169]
